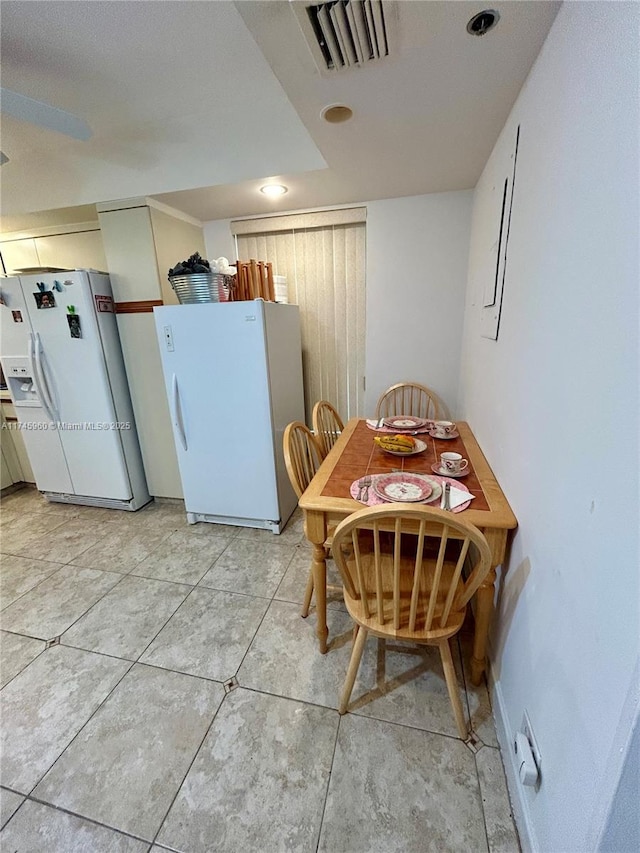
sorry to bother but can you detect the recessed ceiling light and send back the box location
[467,9,500,36]
[321,105,353,124]
[260,184,288,197]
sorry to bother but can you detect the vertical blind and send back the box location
[234,216,366,425]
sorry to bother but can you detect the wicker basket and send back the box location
[169,273,232,304]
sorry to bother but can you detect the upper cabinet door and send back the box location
[0,230,108,276]
[0,238,40,274]
[35,231,107,272]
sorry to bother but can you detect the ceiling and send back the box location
[0,0,559,233]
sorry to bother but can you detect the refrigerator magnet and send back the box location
[34,291,56,309]
[94,294,114,313]
[67,306,82,338]
[11,310,23,323]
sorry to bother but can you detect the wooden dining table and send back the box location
[298,417,517,685]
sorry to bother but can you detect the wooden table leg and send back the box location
[305,510,328,654]
[471,527,507,686]
[312,543,328,654]
[471,566,497,685]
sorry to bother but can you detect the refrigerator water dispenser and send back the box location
[5,362,40,407]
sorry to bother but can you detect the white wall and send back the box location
[458,4,639,851]
[365,192,472,414]
[204,190,473,417]
[203,220,236,265]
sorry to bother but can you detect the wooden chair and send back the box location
[312,400,344,459]
[331,504,492,738]
[375,382,441,420]
[283,422,341,617]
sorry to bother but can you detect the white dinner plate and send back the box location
[373,473,442,504]
[384,416,431,430]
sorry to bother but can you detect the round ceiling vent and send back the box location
[467,10,500,37]
[322,105,353,124]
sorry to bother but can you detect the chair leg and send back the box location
[301,569,314,618]
[439,638,468,739]
[339,626,368,715]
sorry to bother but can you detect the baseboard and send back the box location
[488,669,539,853]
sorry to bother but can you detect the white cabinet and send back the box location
[1,400,35,484]
[1,447,14,489]
[0,239,40,274]
[0,229,107,275]
[36,231,107,272]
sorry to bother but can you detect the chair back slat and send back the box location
[408,519,427,632]
[283,422,322,499]
[332,505,492,639]
[312,400,344,459]
[440,537,471,627]
[375,382,441,420]
[424,526,448,632]
[352,530,370,619]
[373,523,384,622]
[393,517,402,630]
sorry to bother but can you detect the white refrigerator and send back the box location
[154,301,304,533]
[0,270,150,510]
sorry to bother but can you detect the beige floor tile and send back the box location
[140,586,269,681]
[275,547,347,612]
[237,599,356,709]
[0,788,24,830]
[0,554,63,609]
[0,513,70,556]
[0,631,46,688]
[69,525,173,573]
[318,714,488,853]
[1,489,83,519]
[199,538,296,598]
[0,565,122,640]
[34,664,224,841]
[62,575,192,660]
[0,800,148,852]
[0,645,129,792]
[476,746,521,852]
[158,688,337,853]
[10,519,115,564]
[132,530,232,585]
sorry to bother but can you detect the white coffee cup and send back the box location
[440,452,468,475]
[433,420,456,438]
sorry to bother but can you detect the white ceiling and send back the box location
[0,0,559,232]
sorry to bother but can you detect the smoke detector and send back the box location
[291,1,397,75]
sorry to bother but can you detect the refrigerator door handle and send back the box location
[29,332,55,422]
[35,332,59,422]
[172,373,188,451]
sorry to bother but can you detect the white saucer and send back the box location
[431,463,469,478]
[429,430,459,440]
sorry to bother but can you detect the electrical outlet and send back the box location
[521,711,542,771]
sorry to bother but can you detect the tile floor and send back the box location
[0,486,520,852]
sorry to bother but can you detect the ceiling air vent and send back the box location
[292,1,395,74]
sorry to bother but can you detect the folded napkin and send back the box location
[443,485,476,511]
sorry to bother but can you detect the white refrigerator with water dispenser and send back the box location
[153,300,304,532]
[0,270,150,509]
